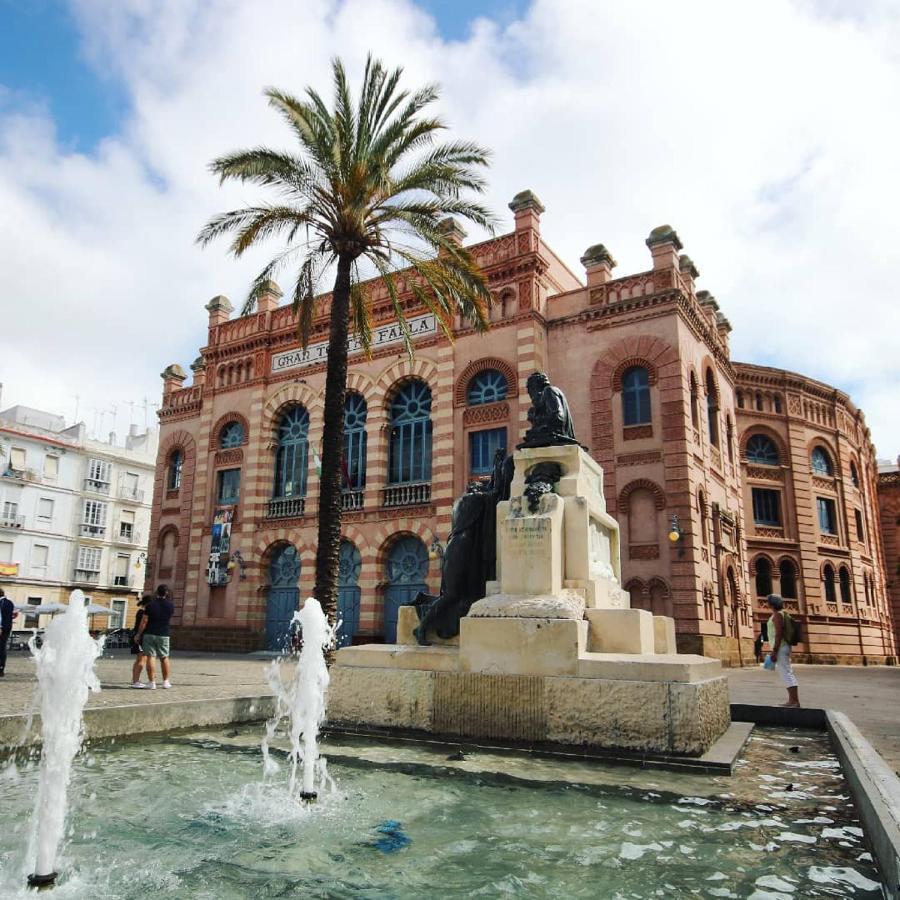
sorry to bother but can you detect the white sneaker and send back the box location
[130,682,146,689]
[148,682,157,690]
[162,680,172,689]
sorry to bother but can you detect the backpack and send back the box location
[782,611,801,646]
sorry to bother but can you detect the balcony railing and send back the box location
[84,478,111,494]
[113,575,134,587]
[80,523,107,539]
[383,481,431,508]
[73,569,101,584]
[342,490,364,511]
[118,484,145,503]
[266,496,306,519]
[2,467,37,483]
[0,514,25,529]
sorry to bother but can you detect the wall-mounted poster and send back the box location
[206,507,233,586]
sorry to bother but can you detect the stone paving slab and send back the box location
[727,664,900,774]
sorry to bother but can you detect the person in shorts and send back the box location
[130,594,152,688]
[133,585,175,690]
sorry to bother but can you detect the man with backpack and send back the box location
[765,593,801,707]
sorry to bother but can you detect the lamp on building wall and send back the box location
[135,552,147,569]
[229,549,248,580]
[429,537,445,561]
[668,515,685,558]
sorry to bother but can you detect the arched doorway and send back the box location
[337,540,361,647]
[384,536,429,643]
[267,544,300,650]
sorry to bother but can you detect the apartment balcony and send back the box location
[2,467,38,484]
[83,478,111,495]
[80,523,107,539]
[382,482,431,508]
[73,569,101,584]
[266,496,306,519]
[342,490,364,511]
[112,574,134,588]
[118,483,145,503]
[0,514,25,529]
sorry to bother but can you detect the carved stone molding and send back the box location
[811,475,836,491]
[629,544,660,560]
[463,402,510,426]
[745,465,783,481]
[214,448,244,467]
[615,450,662,467]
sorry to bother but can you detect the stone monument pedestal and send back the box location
[329,445,730,756]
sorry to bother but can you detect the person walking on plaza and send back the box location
[0,587,17,677]
[130,595,152,689]
[765,593,800,708]
[132,585,175,690]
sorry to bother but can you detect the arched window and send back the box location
[690,373,700,429]
[755,558,773,597]
[773,395,783,414]
[389,381,433,484]
[736,389,744,409]
[698,492,708,546]
[849,460,859,487]
[622,366,651,426]
[627,487,659,546]
[219,420,244,448]
[167,450,183,491]
[343,393,367,491]
[467,369,508,406]
[705,370,719,447]
[746,434,780,465]
[726,416,734,463]
[273,406,309,498]
[755,392,763,412]
[811,447,833,476]
[779,559,798,599]
[839,567,852,604]
[823,564,836,603]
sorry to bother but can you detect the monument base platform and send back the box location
[328,655,729,756]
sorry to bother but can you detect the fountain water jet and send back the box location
[26,589,103,890]
[261,597,335,804]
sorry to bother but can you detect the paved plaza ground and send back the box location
[1,649,898,771]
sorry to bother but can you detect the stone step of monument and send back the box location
[576,651,722,684]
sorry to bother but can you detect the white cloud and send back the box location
[1,0,898,454]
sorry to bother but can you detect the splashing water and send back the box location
[27,589,103,881]
[261,597,335,801]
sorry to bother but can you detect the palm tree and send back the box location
[198,55,494,636]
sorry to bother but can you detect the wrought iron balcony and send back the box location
[382,481,431,508]
[266,496,306,519]
[0,514,25,529]
[117,524,141,544]
[80,523,107,539]
[342,490,364,511]
[118,484,145,503]
[113,575,134,587]
[83,478,111,494]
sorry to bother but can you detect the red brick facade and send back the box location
[148,193,895,665]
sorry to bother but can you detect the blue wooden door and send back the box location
[267,545,300,651]
[337,540,361,648]
[384,536,429,643]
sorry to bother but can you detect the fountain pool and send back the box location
[0,724,884,898]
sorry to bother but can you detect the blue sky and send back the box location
[0,0,898,453]
[0,0,528,151]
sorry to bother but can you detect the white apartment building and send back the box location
[0,403,158,631]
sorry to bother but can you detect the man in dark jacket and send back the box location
[0,587,18,677]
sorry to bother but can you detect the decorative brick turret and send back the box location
[205,295,233,327]
[509,189,544,236]
[581,243,617,287]
[679,254,699,294]
[255,280,283,314]
[190,356,207,389]
[160,363,187,400]
[646,224,682,271]
[436,217,468,245]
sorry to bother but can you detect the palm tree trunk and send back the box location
[314,254,352,646]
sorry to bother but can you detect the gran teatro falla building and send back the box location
[148,191,897,665]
